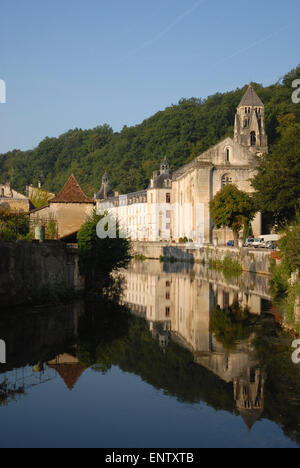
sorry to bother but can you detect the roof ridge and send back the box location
[50,174,94,204]
[238,85,264,107]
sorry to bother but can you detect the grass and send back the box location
[208,255,242,277]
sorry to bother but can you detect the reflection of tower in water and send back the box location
[121,260,270,430]
[149,321,171,352]
[234,367,265,430]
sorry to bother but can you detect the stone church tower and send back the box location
[234,366,265,430]
[96,84,268,244]
[234,85,268,154]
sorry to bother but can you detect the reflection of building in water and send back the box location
[121,260,269,429]
[0,303,85,404]
[48,354,85,391]
[149,321,171,352]
[234,367,265,430]
[0,365,57,406]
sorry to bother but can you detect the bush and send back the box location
[0,209,30,241]
[77,210,132,292]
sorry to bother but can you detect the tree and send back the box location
[77,210,132,291]
[279,216,300,273]
[252,114,300,226]
[0,208,30,241]
[210,185,256,246]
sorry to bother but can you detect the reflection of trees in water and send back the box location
[253,319,300,445]
[211,301,258,350]
[0,273,300,446]
[0,379,25,406]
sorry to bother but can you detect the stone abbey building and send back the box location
[97,85,267,244]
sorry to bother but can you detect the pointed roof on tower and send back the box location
[50,174,94,204]
[240,408,264,431]
[238,84,264,107]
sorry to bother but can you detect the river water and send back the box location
[0,260,299,448]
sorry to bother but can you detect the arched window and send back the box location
[226,148,230,162]
[250,131,256,146]
[222,174,233,187]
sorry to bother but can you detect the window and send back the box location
[166,193,171,203]
[166,281,171,287]
[226,148,230,162]
[222,174,233,187]
[166,307,170,317]
[250,131,256,146]
[166,292,170,300]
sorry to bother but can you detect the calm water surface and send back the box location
[0,260,299,448]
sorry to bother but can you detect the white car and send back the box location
[252,234,279,249]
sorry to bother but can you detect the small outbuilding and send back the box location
[30,174,95,239]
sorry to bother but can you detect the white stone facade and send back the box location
[96,86,267,245]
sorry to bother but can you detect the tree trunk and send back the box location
[233,230,239,247]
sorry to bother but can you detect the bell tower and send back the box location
[234,85,268,154]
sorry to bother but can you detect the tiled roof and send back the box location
[48,362,86,391]
[50,174,94,204]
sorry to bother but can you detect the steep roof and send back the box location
[240,408,264,431]
[48,355,86,391]
[48,362,86,391]
[50,174,94,204]
[238,85,264,107]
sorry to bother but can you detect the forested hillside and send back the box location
[1,66,300,197]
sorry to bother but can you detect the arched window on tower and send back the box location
[222,174,233,187]
[250,131,256,146]
[226,148,230,162]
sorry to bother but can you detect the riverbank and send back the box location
[0,241,84,306]
[131,241,272,276]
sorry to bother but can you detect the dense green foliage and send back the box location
[208,255,242,279]
[0,209,31,241]
[77,210,132,291]
[77,300,235,409]
[279,217,300,274]
[1,66,299,201]
[210,184,255,245]
[270,216,300,298]
[252,114,300,225]
[211,302,257,349]
[269,217,300,329]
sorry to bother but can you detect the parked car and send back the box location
[252,234,279,249]
[265,241,278,250]
[227,240,234,247]
[244,238,254,247]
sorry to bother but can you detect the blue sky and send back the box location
[0,0,299,153]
